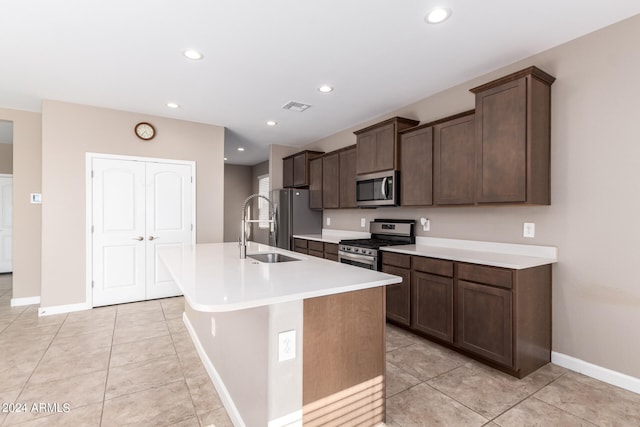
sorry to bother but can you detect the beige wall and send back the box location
[0,144,12,174]
[40,100,224,308]
[297,15,640,379]
[0,109,42,300]
[224,164,253,242]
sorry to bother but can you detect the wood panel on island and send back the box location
[381,250,551,378]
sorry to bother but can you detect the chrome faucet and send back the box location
[239,194,276,259]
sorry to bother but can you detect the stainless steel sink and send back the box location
[247,253,300,263]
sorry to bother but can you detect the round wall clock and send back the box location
[134,122,156,140]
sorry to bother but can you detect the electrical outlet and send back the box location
[360,218,366,228]
[523,222,535,238]
[278,330,296,362]
[420,217,430,231]
[326,217,331,226]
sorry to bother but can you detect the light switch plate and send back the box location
[30,193,42,204]
[523,222,535,238]
[278,330,296,362]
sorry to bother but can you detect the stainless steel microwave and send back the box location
[355,170,399,207]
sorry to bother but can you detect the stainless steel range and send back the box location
[338,219,415,270]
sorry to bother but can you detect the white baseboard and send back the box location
[268,410,302,427]
[182,312,246,427]
[38,302,91,317]
[552,351,640,395]
[10,296,41,307]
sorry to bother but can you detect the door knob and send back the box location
[132,236,144,241]
[148,236,159,241]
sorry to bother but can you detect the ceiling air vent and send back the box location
[282,101,311,112]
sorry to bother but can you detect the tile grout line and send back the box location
[528,373,602,427]
[99,306,119,427]
[164,302,203,426]
[2,309,68,427]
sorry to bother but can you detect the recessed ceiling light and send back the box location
[183,49,204,60]
[318,85,334,93]
[237,147,245,152]
[424,7,451,24]
[167,102,180,109]
[266,120,277,126]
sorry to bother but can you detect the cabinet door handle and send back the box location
[132,236,144,241]
[148,236,159,241]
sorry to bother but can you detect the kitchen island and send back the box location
[159,241,401,427]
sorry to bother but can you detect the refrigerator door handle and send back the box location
[272,206,278,247]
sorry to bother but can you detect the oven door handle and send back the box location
[339,251,377,266]
[381,177,388,199]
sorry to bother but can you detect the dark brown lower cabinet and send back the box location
[294,238,308,255]
[381,265,411,327]
[412,272,453,343]
[455,280,512,366]
[324,243,339,261]
[308,240,324,258]
[381,250,551,378]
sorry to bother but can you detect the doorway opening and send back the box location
[0,120,14,279]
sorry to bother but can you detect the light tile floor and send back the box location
[1,273,640,426]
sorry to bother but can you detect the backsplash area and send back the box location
[322,205,554,245]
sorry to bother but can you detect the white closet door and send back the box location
[145,162,192,299]
[0,176,12,273]
[92,159,146,306]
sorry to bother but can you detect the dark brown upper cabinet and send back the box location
[308,157,323,210]
[283,150,324,188]
[433,111,476,205]
[355,117,419,175]
[470,66,555,205]
[338,146,357,208]
[400,125,433,206]
[322,152,340,209]
[282,156,294,188]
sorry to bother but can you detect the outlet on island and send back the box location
[278,330,296,362]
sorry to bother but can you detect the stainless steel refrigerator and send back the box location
[272,189,323,251]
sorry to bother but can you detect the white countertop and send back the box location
[159,242,400,313]
[381,237,558,270]
[293,228,370,244]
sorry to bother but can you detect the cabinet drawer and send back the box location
[412,256,453,277]
[325,253,339,262]
[381,252,411,269]
[308,249,324,258]
[457,263,512,289]
[324,243,338,256]
[308,240,324,252]
[294,238,308,250]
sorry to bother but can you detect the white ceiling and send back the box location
[1,1,639,164]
